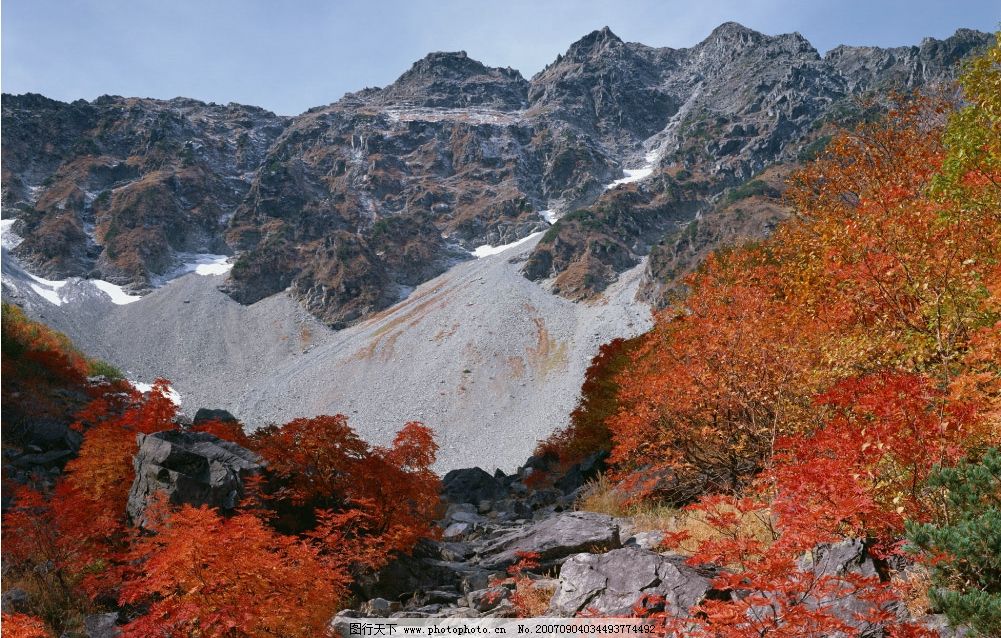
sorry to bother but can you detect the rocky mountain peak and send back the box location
[704,21,761,46]
[696,21,817,59]
[367,50,529,109]
[404,51,497,80]
[564,26,624,60]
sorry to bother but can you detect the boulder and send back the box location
[443,522,471,540]
[550,548,716,617]
[478,511,621,569]
[437,541,475,561]
[1,588,30,614]
[357,539,500,601]
[192,408,239,424]
[624,530,665,551]
[527,488,562,510]
[492,498,533,520]
[467,586,510,612]
[126,430,264,527]
[792,540,906,635]
[554,450,609,494]
[17,417,84,454]
[9,449,73,469]
[442,467,507,504]
[800,539,879,579]
[524,453,558,473]
[83,612,120,638]
[360,597,401,616]
[424,590,462,605]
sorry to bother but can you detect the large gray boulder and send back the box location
[554,450,609,494]
[550,547,717,617]
[477,511,621,569]
[126,430,264,527]
[83,612,120,638]
[791,540,907,636]
[442,467,507,504]
[355,538,500,602]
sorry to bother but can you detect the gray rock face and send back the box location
[1,588,30,614]
[1,94,286,289]
[522,24,991,302]
[126,430,264,527]
[83,612,120,638]
[442,467,507,503]
[477,511,621,569]
[791,540,905,636]
[554,449,609,494]
[550,548,716,616]
[360,51,529,110]
[467,586,511,613]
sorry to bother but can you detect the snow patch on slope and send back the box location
[1,219,23,250]
[472,231,544,258]
[133,381,183,406]
[91,280,142,305]
[27,272,69,306]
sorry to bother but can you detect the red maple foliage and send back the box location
[536,337,639,468]
[119,503,347,638]
[256,417,441,570]
[1,613,53,638]
[606,92,1000,502]
[651,370,979,637]
[49,380,178,597]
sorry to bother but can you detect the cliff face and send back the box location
[1,94,287,287]
[2,24,991,325]
[523,23,990,302]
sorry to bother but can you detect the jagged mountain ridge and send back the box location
[522,23,990,300]
[2,23,990,325]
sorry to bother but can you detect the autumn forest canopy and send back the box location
[2,32,1001,638]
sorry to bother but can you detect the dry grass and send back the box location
[1,571,93,636]
[895,565,934,618]
[577,474,775,557]
[511,576,558,617]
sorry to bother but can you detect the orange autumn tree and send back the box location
[609,86,1000,500]
[51,380,179,597]
[609,248,834,499]
[4,381,178,595]
[2,375,180,633]
[118,504,347,638]
[252,416,441,570]
[625,35,1001,638]
[652,370,987,638]
[114,418,440,635]
[1,613,53,638]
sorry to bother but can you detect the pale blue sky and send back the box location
[2,1,997,115]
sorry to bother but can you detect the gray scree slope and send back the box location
[3,238,650,472]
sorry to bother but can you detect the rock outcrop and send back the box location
[476,511,621,569]
[549,548,716,616]
[126,430,264,527]
[337,456,959,635]
[1,95,286,290]
[522,24,990,301]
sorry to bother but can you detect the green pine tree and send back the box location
[906,448,1001,637]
